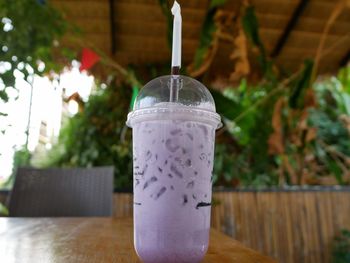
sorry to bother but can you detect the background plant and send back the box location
[332,229,350,263]
[189,4,350,186]
[37,80,133,189]
[3,1,350,189]
[0,0,74,104]
[0,0,76,191]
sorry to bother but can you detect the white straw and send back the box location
[171,0,182,69]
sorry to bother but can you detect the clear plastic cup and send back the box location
[127,75,221,263]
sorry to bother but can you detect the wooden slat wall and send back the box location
[113,191,350,263]
[112,193,133,218]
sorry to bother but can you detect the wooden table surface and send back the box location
[0,217,277,263]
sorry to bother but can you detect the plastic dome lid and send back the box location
[126,75,221,129]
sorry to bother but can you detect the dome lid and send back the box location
[133,75,216,111]
[127,75,221,128]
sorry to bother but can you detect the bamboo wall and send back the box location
[113,190,350,263]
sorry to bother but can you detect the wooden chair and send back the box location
[9,167,114,217]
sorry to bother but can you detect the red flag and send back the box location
[79,48,100,72]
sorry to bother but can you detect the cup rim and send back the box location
[126,106,222,129]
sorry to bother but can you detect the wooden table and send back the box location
[0,218,277,263]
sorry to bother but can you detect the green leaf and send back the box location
[130,85,139,109]
[289,60,314,108]
[332,229,350,263]
[0,202,9,216]
[238,78,248,93]
[241,6,268,75]
[192,0,227,69]
[61,48,77,61]
[210,88,240,120]
[0,90,9,102]
[193,46,210,69]
[210,0,227,9]
[341,94,350,115]
[338,66,350,92]
[1,70,16,88]
[327,160,343,185]
[242,6,261,47]
[193,9,217,69]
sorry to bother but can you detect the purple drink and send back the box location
[127,76,221,263]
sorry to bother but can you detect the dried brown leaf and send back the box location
[306,127,317,142]
[304,88,317,108]
[282,155,297,184]
[187,39,219,77]
[268,97,286,155]
[229,29,250,82]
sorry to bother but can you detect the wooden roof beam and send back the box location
[109,0,116,54]
[270,0,310,58]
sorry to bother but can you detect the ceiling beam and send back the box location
[270,0,310,58]
[109,0,116,54]
[339,50,350,67]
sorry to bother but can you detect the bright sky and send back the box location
[0,61,94,182]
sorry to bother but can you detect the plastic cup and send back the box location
[127,75,221,263]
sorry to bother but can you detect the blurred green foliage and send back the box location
[0,0,75,114]
[0,202,8,216]
[0,0,76,190]
[206,7,350,186]
[0,146,32,190]
[2,2,349,190]
[212,68,350,187]
[192,0,227,69]
[332,229,350,263]
[38,81,133,189]
[36,63,350,189]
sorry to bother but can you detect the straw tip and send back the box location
[171,0,181,15]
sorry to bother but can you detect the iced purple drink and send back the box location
[133,118,214,263]
[127,76,221,263]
